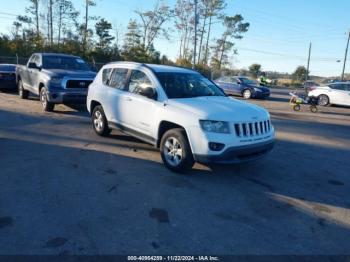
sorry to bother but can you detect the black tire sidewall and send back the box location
[18,80,28,99]
[40,87,54,112]
[160,128,194,173]
[92,105,110,136]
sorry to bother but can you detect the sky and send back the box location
[0,0,349,77]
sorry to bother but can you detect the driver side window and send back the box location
[128,70,153,95]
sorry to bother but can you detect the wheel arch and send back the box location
[157,121,192,150]
[90,100,101,115]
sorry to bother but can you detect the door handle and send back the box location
[125,97,132,101]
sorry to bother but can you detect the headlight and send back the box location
[200,120,230,134]
[50,77,63,85]
[254,87,262,92]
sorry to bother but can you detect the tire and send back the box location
[18,80,29,99]
[310,105,318,113]
[92,105,111,136]
[293,104,301,111]
[40,87,55,112]
[242,89,252,99]
[160,128,194,173]
[318,95,329,106]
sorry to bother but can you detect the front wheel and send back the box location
[160,128,194,173]
[242,89,252,99]
[40,87,55,112]
[18,80,29,99]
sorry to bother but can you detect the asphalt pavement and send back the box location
[0,88,349,255]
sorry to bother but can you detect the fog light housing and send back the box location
[209,142,225,151]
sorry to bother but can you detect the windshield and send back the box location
[239,78,258,85]
[156,72,225,99]
[43,56,90,71]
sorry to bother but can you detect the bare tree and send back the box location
[135,1,172,52]
[174,0,194,62]
[56,0,79,47]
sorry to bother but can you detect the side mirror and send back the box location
[138,85,157,100]
[28,62,41,70]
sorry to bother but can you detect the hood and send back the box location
[42,69,96,79]
[167,96,269,122]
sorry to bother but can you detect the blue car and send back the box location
[0,64,17,91]
[215,76,270,99]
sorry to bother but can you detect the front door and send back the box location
[121,69,158,142]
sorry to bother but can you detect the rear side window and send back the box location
[128,70,152,94]
[330,84,346,91]
[108,68,129,90]
[102,68,112,85]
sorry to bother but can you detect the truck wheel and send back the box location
[18,80,29,99]
[40,87,55,112]
[160,128,194,173]
[92,105,111,136]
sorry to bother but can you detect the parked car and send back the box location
[16,53,96,111]
[0,64,17,91]
[87,62,275,173]
[308,82,350,107]
[214,76,270,99]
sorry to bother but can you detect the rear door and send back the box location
[102,67,130,125]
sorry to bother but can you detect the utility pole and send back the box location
[341,31,350,81]
[305,42,312,95]
[193,0,198,69]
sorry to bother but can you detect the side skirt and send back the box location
[108,121,158,147]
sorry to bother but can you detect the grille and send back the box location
[65,80,92,89]
[234,120,271,137]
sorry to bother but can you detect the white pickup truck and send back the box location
[87,62,275,172]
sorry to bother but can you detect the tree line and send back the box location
[0,0,249,72]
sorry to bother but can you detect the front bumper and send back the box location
[252,91,270,98]
[193,140,274,164]
[47,90,87,104]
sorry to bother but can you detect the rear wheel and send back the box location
[40,87,55,112]
[318,95,329,106]
[310,105,318,113]
[160,128,194,173]
[18,80,29,99]
[92,105,111,136]
[242,89,252,99]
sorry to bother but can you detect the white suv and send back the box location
[87,62,275,172]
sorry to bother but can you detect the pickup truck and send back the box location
[16,53,96,111]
